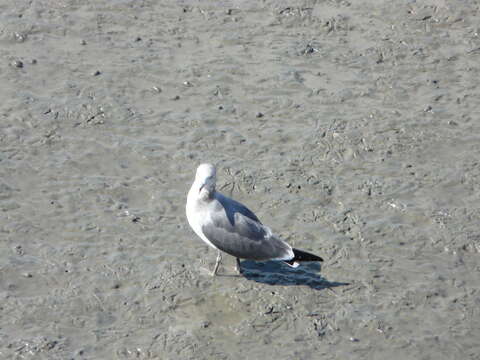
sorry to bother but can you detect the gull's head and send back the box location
[195,163,217,197]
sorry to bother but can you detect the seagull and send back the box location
[186,163,323,276]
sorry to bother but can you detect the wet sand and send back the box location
[1,0,480,359]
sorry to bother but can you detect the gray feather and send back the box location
[201,194,292,261]
[215,192,261,224]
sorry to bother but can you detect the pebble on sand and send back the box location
[11,60,23,68]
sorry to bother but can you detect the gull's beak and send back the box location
[198,176,213,194]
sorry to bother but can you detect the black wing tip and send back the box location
[292,248,324,262]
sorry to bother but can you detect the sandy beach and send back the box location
[1,0,480,359]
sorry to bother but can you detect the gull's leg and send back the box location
[211,250,222,276]
[236,258,243,274]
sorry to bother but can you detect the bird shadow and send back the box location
[235,260,349,291]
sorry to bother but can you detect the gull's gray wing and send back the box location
[201,195,293,261]
[214,192,262,224]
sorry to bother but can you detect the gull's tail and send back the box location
[284,248,323,267]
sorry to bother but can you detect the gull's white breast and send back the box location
[186,188,218,250]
